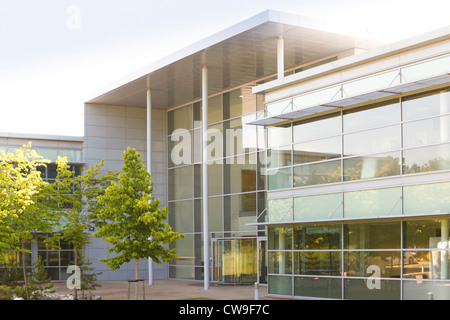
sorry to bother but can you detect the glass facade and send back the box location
[268,218,450,300]
[266,89,450,190]
[37,233,75,281]
[265,86,450,299]
[166,61,450,299]
[167,86,267,281]
[0,149,82,282]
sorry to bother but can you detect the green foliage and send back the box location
[12,286,27,300]
[52,157,117,263]
[0,143,54,252]
[78,254,102,300]
[48,157,116,300]
[0,143,60,299]
[29,256,54,299]
[0,285,13,300]
[93,147,184,272]
[0,254,22,285]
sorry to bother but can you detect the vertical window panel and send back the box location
[267,124,292,148]
[268,227,293,250]
[268,198,293,223]
[168,166,193,201]
[208,196,223,232]
[267,147,292,169]
[224,193,257,232]
[168,104,193,134]
[208,95,222,125]
[268,168,292,190]
[168,200,194,233]
[224,154,257,194]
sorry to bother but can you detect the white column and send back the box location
[441,219,449,280]
[202,65,210,290]
[277,36,284,80]
[147,84,154,286]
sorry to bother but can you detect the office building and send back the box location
[9,10,449,300]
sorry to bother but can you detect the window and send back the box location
[343,100,400,133]
[37,234,75,281]
[402,89,450,121]
[293,160,341,187]
[268,218,450,299]
[293,136,341,165]
[293,113,341,143]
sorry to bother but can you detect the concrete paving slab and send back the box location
[54,280,269,300]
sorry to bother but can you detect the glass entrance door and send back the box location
[215,238,257,284]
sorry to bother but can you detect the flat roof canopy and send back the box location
[86,10,382,110]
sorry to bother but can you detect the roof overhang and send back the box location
[249,24,450,126]
[86,10,382,110]
[249,72,450,126]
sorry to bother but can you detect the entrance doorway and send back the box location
[212,237,267,285]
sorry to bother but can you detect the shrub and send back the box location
[13,286,27,300]
[0,285,13,300]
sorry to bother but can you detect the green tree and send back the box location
[78,253,102,300]
[52,156,116,299]
[29,255,54,299]
[93,148,184,299]
[0,143,59,300]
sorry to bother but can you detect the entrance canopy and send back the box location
[86,10,382,110]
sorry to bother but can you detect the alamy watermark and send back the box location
[66,265,81,290]
[366,265,381,290]
[66,5,81,30]
[170,124,276,174]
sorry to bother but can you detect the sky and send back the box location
[1,0,450,137]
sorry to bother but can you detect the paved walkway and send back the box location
[54,280,269,300]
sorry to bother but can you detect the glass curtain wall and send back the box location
[37,164,80,280]
[269,181,450,224]
[265,86,450,299]
[167,86,267,280]
[37,234,75,281]
[267,218,450,300]
[0,163,80,282]
[267,87,450,191]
